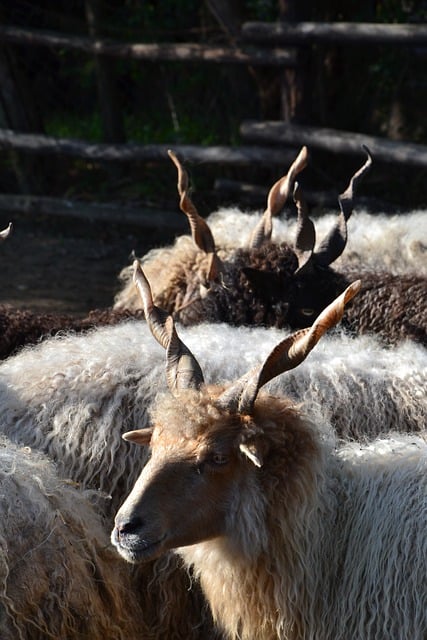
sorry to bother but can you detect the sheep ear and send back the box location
[239,442,264,467]
[238,426,268,467]
[122,428,153,446]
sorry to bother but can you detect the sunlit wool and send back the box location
[0,436,147,640]
[114,208,427,346]
[0,320,424,639]
[120,386,427,640]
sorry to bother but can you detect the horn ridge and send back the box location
[133,260,204,394]
[314,147,372,266]
[293,181,316,274]
[248,146,308,249]
[168,149,217,256]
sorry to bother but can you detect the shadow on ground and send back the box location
[0,212,178,316]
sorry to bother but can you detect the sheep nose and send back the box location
[115,514,143,537]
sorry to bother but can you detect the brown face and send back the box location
[111,408,247,564]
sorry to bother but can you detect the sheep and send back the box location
[0,435,149,640]
[0,307,424,490]
[115,207,427,315]
[114,149,427,346]
[0,272,425,639]
[205,207,427,275]
[114,146,309,313]
[0,318,223,640]
[0,298,425,494]
[112,271,427,640]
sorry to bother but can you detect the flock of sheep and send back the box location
[0,146,426,639]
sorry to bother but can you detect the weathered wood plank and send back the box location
[240,121,427,167]
[242,21,427,45]
[215,177,340,208]
[0,193,187,230]
[0,128,298,166]
[0,24,296,66]
[214,178,392,211]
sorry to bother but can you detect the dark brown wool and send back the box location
[0,305,145,359]
[175,241,427,346]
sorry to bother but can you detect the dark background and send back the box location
[0,1,426,314]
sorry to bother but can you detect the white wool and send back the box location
[178,431,427,640]
[0,436,144,640]
[182,323,426,439]
[205,207,427,274]
[0,320,424,514]
[0,325,217,639]
[0,320,161,511]
[315,433,427,639]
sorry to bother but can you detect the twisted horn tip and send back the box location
[361,145,373,164]
[344,279,362,303]
[132,259,146,285]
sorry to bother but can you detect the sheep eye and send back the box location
[211,453,229,466]
[300,308,314,317]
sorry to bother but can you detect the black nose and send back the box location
[115,514,144,536]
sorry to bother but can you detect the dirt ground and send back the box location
[0,210,179,317]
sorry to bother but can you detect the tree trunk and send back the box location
[85,0,125,144]
[0,45,44,193]
[277,0,312,123]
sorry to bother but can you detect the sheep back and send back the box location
[0,304,145,360]
[0,437,147,640]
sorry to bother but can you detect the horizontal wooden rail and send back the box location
[240,121,427,168]
[215,177,340,208]
[214,178,393,211]
[0,24,296,66]
[0,129,298,166]
[242,21,427,45]
[0,194,188,230]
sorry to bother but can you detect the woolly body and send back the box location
[0,321,424,490]
[0,320,424,638]
[161,242,426,346]
[208,207,427,275]
[0,321,224,639]
[0,436,146,640]
[114,208,427,312]
[0,304,144,360]
[115,387,427,640]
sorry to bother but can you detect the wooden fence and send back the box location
[0,19,426,224]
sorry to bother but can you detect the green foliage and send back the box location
[246,0,276,21]
[45,112,104,142]
[2,0,427,206]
